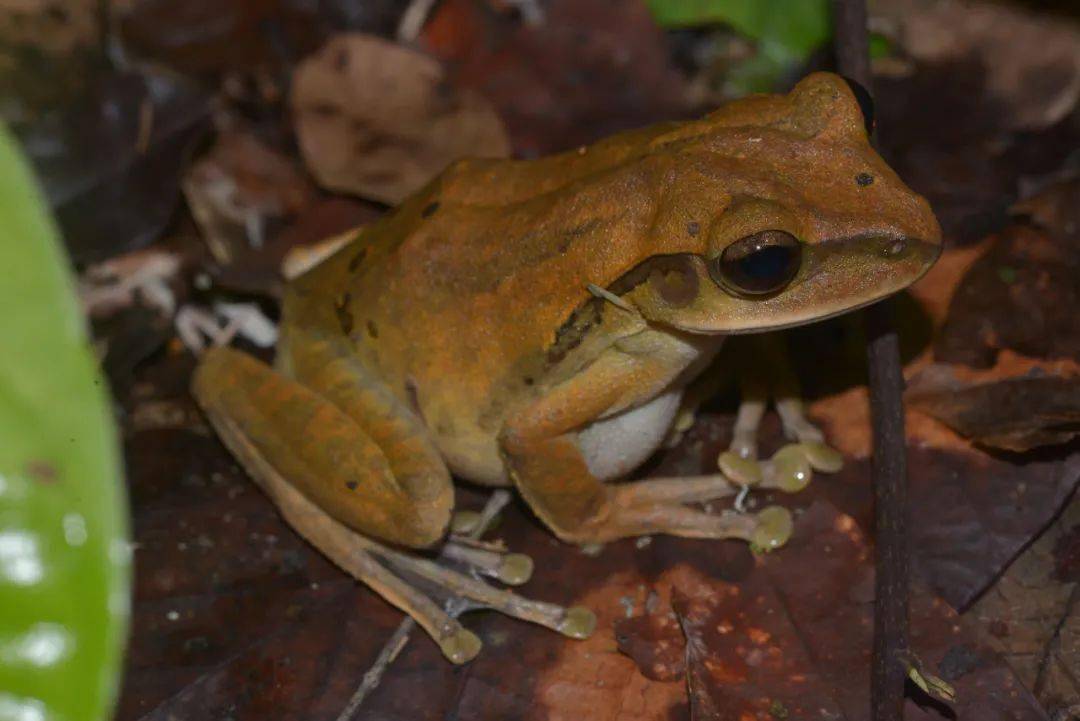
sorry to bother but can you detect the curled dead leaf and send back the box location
[908,363,1080,452]
[291,34,510,204]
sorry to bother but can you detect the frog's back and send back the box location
[281,71,920,482]
[279,128,699,484]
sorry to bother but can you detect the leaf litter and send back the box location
[3,0,1076,718]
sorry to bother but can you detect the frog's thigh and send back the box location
[192,347,452,548]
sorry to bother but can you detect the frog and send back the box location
[192,72,941,664]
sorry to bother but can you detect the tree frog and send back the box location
[192,73,940,662]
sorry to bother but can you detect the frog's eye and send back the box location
[709,230,801,297]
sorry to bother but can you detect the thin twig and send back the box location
[832,2,912,720]
[333,617,414,721]
[334,490,512,721]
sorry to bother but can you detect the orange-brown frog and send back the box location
[193,72,940,663]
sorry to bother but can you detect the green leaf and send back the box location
[0,126,130,720]
[647,0,831,59]
[869,32,894,60]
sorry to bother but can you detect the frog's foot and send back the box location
[598,495,794,551]
[584,474,789,548]
[717,394,843,491]
[594,472,793,549]
[225,438,594,663]
[372,536,596,647]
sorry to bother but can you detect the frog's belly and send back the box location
[577,388,682,482]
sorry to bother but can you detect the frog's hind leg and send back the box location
[193,346,453,548]
[193,347,592,662]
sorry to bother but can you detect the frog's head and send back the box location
[619,72,941,335]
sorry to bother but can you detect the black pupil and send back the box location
[737,245,793,285]
[714,231,801,296]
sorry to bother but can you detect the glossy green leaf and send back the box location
[648,0,830,56]
[648,0,831,93]
[0,126,130,720]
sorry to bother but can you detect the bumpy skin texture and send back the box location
[194,72,941,548]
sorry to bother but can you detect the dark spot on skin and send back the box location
[523,377,535,386]
[564,218,602,238]
[546,298,604,365]
[855,172,874,187]
[345,480,359,491]
[687,221,701,237]
[334,293,353,335]
[348,248,367,271]
[556,218,602,255]
[404,378,423,418]
[422,201,440,218]
[366,320,379,338]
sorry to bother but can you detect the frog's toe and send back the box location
[763,444,813,493]
[557,606,598,639]
[718,450,764,487]
[439,627,483,664]
[443,541,534,586]
[751,505,793,551]
[496,553,535,586]
[450,510,481,535]
[799,440,844,473]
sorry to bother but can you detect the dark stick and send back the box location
[831,3,911,721]
[865,307,911,721]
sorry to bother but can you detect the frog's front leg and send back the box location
[717,333,844,489]
[500,345,792,547]
[193,346,593,664]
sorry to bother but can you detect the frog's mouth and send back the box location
[643,236,941,335]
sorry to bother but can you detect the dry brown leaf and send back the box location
[291,34,510,204]
[971,494,1080,719]
[876,0,1080,130]
[419,0,689,156]
[907,365,1080,452]
[607,504,1046,720]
